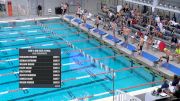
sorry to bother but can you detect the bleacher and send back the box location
[96,3,179,51]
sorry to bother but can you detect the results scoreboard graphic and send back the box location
[19,49,61,88]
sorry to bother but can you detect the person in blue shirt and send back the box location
[161,79,169,89]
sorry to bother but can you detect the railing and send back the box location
[115,90,141,101]
[71,80,163,101]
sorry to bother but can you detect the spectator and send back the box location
[108,11,113,20]
[37,5,42,16]
[60,3,64,15]
[155,15,160,23]
[137,34,144,55]
[76,6,81,18]
[101,4,109,14]
[137,29,143,38]
[173,85,180,98]
[95,16,100,29]
[159,41,166,52]
[123,3,129,12]
[172,13,177,22]
[154,26,163,37]
[171,29,175,35]
[82,14,87,26]
[131,17,137,25]
[161,79,169,89]
[127,18,131,27]
[130,9,135,17]
[159,48,171,63]
[173,44,180,64]
[166,84,180,99]
[63,3,69,15]
[146,35,153,49]
[122,27,131,47]
[157,22,164,33]
[172,75,180,86]
[171,35,178,49]
[146,23,151,32]
[123,27,131,47]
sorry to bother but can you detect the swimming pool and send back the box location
[0,18,163,100]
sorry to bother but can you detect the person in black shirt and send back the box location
[167,84,180,100]
[173,85,180,99]
[172,13,177,22]
[63,3,69,15]
[172,75,180,86]
[123,3,129,12]
[95,16,100,29]
[37,5,42,16]
[171,35,178,49]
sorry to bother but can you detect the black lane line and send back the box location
[67,91,76,99]
[9,78,107,101]
[0,27,40,32]
[105,75,113,81]
[0,65,95,85]
[61,54,81,59]
[101,83,112,93]
[0,48,80,71]
[0,32,50,40]
[0,45,69,58]
[0,38,60,48]
[0,66,18,70]
[0,80,18,85]
[63,64,94,73]
[133,69,151,82]
[86,69,113,94]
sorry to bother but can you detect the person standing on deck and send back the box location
[159,48,171,64]
[95,16,100,29]
[82,14,87,26]
[76,6,81,18]
[172,44,180,64]
[146,35,153,50]
[122,27,131,47]
[171,35,178,50]
[111,20,117,36]
[63,3,69,15]
[37,5,42,16]
[137,34,144,55]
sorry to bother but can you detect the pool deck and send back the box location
[94,85,161,101]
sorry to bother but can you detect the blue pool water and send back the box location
[0,18,163,100]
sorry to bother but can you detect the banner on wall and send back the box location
[7,1,13,16]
